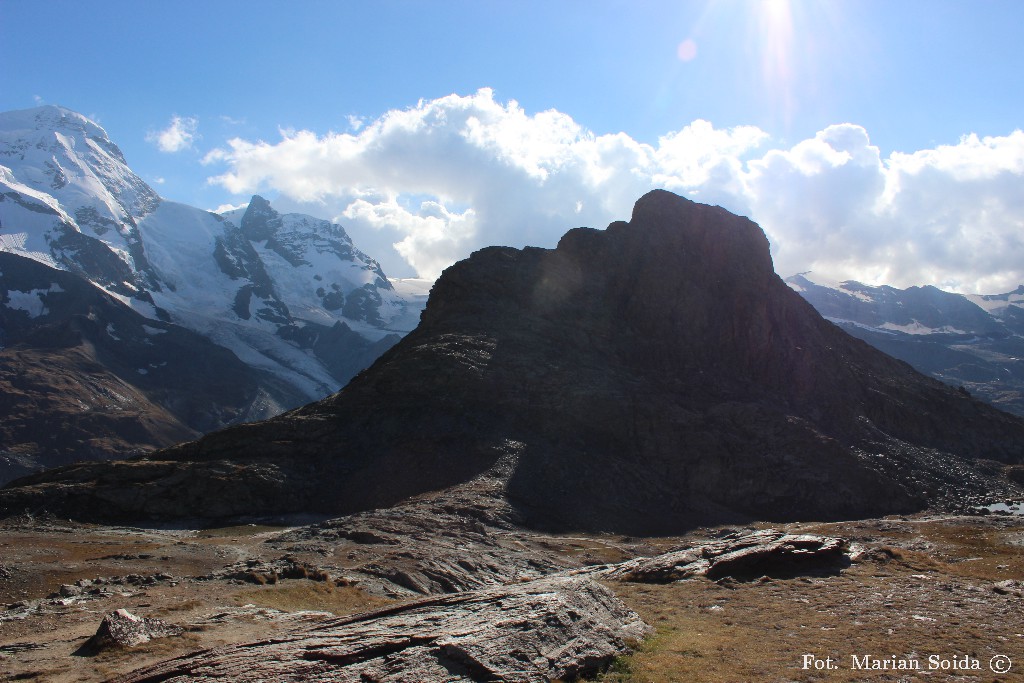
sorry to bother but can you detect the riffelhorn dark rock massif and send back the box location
[3,190,1023,531]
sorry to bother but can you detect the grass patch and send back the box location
[232,581,393,616]
[194,524,290,539]
[597,628,671,682]
[148,599,206,617]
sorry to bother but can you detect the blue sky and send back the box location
[2,0,1024,290]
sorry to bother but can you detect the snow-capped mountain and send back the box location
[0,105,422,476]
[131,195,409,399]
[787,273,1024,415]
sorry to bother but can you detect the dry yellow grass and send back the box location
[232,580,394,616]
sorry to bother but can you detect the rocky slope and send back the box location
[3,190,1023,531]
[0,251,318,484]
[787,273,1024,416]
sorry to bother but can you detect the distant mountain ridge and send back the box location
[786,273,1024,416]
[6,190,1021,529]
[0,105,418,479]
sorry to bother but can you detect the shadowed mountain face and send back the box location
[4,191,1023,532]
[0,251,308,484]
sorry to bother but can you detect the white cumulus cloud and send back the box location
[148,115,199,153]
[203,89,1024,293]
[211,201,249,214]
[745,126,1024,291]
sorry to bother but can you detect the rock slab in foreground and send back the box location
[113,576,649,683]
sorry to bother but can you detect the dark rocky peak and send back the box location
[3,190,1023,532]
[1002,284,1024,296]
[240,195,282,242]
[899,285,1002,332]
[980,284,1024,304]
[623,188,774,279]
[422,190,843,406]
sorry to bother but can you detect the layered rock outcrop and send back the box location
[3,190,1023,530]
[594,529,852,583]
[112,576,649,683]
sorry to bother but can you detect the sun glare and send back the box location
[679,0,831,129]
[758,0,796,122]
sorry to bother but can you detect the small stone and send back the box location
[993,580,1024,597]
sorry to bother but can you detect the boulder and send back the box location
[84,608,183,652]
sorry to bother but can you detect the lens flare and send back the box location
[677,38,699,62]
